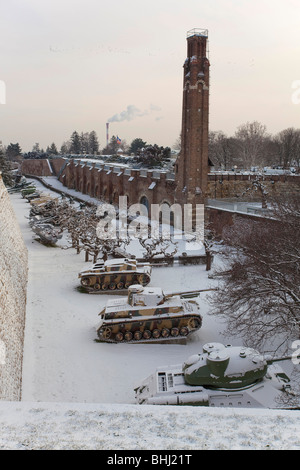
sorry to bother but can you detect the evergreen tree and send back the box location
[0,149,13,186]
[50,143,58,155]
[129,138,147,155]
[80,132,90,154]
[70,131,81,154]
[89,131,99,155]
[6,143,22,161]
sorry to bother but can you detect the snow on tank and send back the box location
[134,343,296,408]
[31,222,63,245]
[78,258,152,292]
[96,285,205,343]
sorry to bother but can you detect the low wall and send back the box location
[0,174,28,400]
[207,172,300,199]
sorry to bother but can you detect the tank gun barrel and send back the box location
[265,355,294,365]
[164,288,218,299]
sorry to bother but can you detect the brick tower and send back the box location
[175,29,210,210]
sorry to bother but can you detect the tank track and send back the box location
[96,314,202,344]
[80,275,150,293]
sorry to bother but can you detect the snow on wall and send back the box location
[0,174,28,400]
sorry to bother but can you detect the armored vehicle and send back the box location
[31,222,63,245]
[21,186,37,198]
[79,258,152,292]
[96,284,203,343]
[29,195,56,207]
[25,191,42,201]
[135,342,295,408]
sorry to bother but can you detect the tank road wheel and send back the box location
[124,331,133,342]
[81,277,91,287]
[170,327,179,337]
[117,282,124,290]
[180,327,189,336]
[115,332,124,342]
[152,329,161,339]
[125,282,131,289]
[100,327,112,340]
[109,282,116,290]
[143,330,152,340]
[94,283,101,291]
[101,284,108,291]
[161,328,170,338]
[133,331,143,341]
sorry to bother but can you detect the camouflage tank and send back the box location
[135,342,296,408]
[29,195,57,206]
[79,258,152,292]
[96,284,204,343]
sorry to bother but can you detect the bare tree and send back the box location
[234,121,270,169]
[273,127,300,169]
[209,195,300,352]
[209,131,236,170]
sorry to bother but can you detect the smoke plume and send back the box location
[108,104,161,123]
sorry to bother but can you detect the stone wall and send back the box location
[0,174,28,400]
[207,173,300,200]
[21,159,53,177]
[20,158,300,209]
[60,160,176,214]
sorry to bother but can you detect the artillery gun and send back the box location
[96,284,209,343]
[31,221,63,245]
[8,179,31,193]
[135,342,296,408]
[79,258,152,292]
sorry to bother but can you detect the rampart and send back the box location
[0,174,28,400]
[21,158,300,212]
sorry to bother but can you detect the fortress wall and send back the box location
[0,174,28,400]
[20,158,300,206]
[21,159,53,177]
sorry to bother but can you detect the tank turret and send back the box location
[135,343,296,408]
[78,258,152,292]
[96,285,204,343]
[182,342,270,389]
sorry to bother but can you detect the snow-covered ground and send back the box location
[1,401,300,450]
[12,185,222,404]
[1,182,300,450]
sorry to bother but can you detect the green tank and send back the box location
[96,284,205,343]
[21,186,37,198]
[135,343,296,408]
[78,258,152,292]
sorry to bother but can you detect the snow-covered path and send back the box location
[10,191,224,404]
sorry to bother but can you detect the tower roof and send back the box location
[187,28,208,38]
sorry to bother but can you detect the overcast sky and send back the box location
[1,0,300,152]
